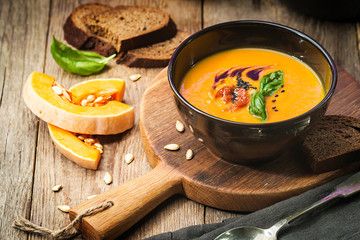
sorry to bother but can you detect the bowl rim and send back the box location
[168,20,337,127]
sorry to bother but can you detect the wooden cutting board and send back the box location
[70,67,360,240]
[140,67,360,211]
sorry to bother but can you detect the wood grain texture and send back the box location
[69,163,183,240]
[1,0,360,239]
[27,1,203,240]
[0,0,50,239]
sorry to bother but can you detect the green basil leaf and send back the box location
[259,70,283,97]
[249,91,267,122]
[50,36,116,76]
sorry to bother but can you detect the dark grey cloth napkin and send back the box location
[146,174,360,240]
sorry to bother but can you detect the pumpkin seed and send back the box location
[124,153,134,164]
[84,138,96,144]
[57,205,71,213]
[86,94,96,102]
[94,142,103,149]
[81,99,88,106]
[129,74,141,82]
[176,120,185,132]
[186,149,194,160]
[94,96,104,103]
[87,194,97,200]
[104,172,113,185]
[62,89,72,102]
[52,86,63,95]
[77,134,86,140]
[189,125,194,133]
[164,144,180,151]
[52,184,62,192]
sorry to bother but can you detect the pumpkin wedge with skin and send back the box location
[23,72,134,134]
[46,78,128,170]
[48,124,101,170]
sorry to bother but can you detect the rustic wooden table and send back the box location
[1,0,360,239]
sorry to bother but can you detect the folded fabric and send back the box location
[146,174,360,240]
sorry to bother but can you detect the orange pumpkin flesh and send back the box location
[48,124,101,170]
[22,72,134,134]
[69,78,125,104]
[46,77,129,170]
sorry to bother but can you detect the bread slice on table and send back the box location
[81,5,177,53]
[63,3,116,57]
[116,30,189,68]
[302,115,360,173]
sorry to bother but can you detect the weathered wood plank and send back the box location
[0,0,50,239]
[4,0,357,239]
[28,0,203,239]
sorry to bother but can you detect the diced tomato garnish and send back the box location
[214,86,235,103]
[231,88,249,111]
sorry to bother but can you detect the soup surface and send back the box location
[179,48,325,123]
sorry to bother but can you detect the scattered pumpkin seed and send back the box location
[87,194,97,200]
[57,205,71,213]
[104,172,113,185]
[186,149,194,160]
[164,144,180,151]
[189,125,194,133]
[129,74,141,82]
[176,120,185,132]
[124,153,134,164]
[52,184,62,192]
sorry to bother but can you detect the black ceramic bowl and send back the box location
[168,20,337,164]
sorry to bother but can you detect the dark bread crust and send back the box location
[116,54,170,68]
[117,17,177,53]
[63,15,91,49]
[117,30,188,68]
[63,4,116,56]
[63,3,178,64]
[83,5,177,53]
[303,115,360,173]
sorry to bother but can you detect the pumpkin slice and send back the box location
[47,77,129,169]
[47,78,127,170]
[48,124,101,170]
[22,72,134,134]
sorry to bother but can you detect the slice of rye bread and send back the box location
[116,30,189,68]
[81,5,177,53]
[302,115,360,173]
[63,3,116,57]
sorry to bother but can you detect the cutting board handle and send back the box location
[69,163,182,240]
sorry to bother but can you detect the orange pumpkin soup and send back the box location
[179,48,325,123]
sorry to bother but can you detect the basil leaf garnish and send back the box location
[259,70,283,97]
[249,91,267,122]
[50,36,116,76]
[248,70,284,122]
